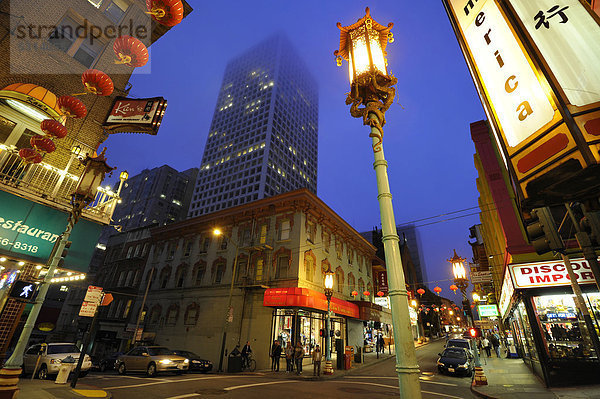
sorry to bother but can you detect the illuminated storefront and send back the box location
[500,258,600,386]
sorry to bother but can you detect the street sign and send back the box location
[79,301,98,317]
[9,280,37,301]
[470,271,493,284]
[478,304,500,317]
[84,286,103,303]
[474,319,496,328]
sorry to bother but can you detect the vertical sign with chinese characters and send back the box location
[375,271,388,295]
[509,0,600,107]
[447,0,556,148]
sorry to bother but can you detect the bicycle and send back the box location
[241,353,256,372]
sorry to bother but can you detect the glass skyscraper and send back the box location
[188,34,318,217]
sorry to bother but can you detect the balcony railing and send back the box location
[0,146,119,225]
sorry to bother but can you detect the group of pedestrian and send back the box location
[272,341,316,375]
[480,331,502,358]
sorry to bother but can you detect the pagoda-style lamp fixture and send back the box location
[73,148,114,209]
[449,250,469,300]
[323,265,334,375]
[334,8,420,397]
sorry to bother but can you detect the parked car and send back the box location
[98,352,123,372]
[172,350,213,373]
[437,347,474,377]
[116,346,189,377]
[446,338,474,355]
[22,343,91,380]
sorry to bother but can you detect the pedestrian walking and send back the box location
[294,341,305,375]
[270,340,282,371]
[490,333,501,358]
[285,341,294,373]
[481,336,491,357]
[312,345,322,376]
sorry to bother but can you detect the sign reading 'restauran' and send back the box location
[508,258,598,288]
[446,0,555,147]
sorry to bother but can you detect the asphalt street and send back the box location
[73,340,477,399]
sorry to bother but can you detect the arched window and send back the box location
[149,304,162,325]
[304,250,316,282]
[175,263,188,288]
[358,278,365,295]
[273,248,292,279]
[212,257,226,284]
[184,303,199,325]
[335,266,345,293]
[159,266,171,289]
[348,273,356,293]
[193,261,206,286]
[235,254,249,283]
[165,304,179,326]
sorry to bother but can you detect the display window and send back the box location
[533,294,598,360]
[272,309,326,357]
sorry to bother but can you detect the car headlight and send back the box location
[184,359,189,364]
[50,359,61,364]
[159,359,173,365]
[192,360,200,364]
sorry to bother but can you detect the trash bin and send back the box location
[344,354,351,370]
[55,356,76,384]
[227,354,242,373]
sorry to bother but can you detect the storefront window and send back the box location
[517,301,538,361]
[533,294,598,360]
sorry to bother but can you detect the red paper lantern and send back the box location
[57,96,87,119]
[450,284,458,293]
[40,119,68,138]
[351,290,358,296]
[417,288,425,295]
[81,69,114,96]
[363,291,370,296]
[434,286,442,294]
[113,36,149,67]
[19,148,42,164]
[30,136,56,153]
[146,0,184,27]
[377,291,384,297]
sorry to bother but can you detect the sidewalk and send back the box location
[258,337,439,380]
[471,354,600,399]
[17,379,111,399]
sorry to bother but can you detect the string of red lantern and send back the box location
[351,290,358,297]
[78,69,114,96]
[57,96,87,119]
[376,291,384,297]
[450,284,458,294]
[18,148,43,164]
[417,288,425,296]
[113,35,149,68]
[434,286,442,294]
[30,137,56,153]
[146,0,183,27]
[363,291,370,296]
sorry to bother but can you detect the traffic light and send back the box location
[319,329,324,337]
[524,207,564,255]
[57,241,72,268]
[469,327,482,338]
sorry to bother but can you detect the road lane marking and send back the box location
[422,390,464,399]
[344,376,457,386]
[104,375,252,390]
[224,381,299,391]
[165,395,201,399]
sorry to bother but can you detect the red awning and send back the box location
[263,287,360,318]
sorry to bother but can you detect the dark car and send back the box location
[172,350,213,373]
[446,338,473,355]
[437,347,474,376]
[98,352,123,372]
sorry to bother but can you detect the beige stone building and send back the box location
[131,189,385,370]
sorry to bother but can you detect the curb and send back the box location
[470,385,495,399]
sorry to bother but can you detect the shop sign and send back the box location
[263,287,359,318]
[499,269,515,318]
[509,0,600,107]
[509,257,598,288]
[471,270,493,283]
[478,304,500,317]
[103,96,167,135]
[446,0,555,147]
[374,296,390,309]
[0,190,103,273]
[375,271,388,294]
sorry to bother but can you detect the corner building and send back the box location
[137,189,384,371]
[189,34,318,217]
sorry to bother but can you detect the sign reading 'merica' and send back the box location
[447,0,554,147]
[508,258,598,288]
[0,190,103,272]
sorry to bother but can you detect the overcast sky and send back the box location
[103,1,486,298]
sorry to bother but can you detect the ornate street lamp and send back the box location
[335,8,421,397]
[448,249,487,386]
[1,150,114,393]
[323,264,335,375]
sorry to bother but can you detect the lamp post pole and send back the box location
[215,230,240,373]
[334,8,421,397]
[323,266,334,375]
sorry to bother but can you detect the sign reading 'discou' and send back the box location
[447,0,555,147]
[508,257,599,288]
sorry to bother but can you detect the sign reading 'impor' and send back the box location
[509,257,598,288]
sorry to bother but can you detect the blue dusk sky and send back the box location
[103,1,486,297]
